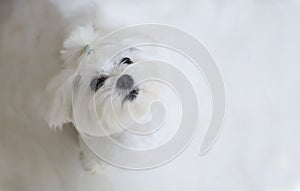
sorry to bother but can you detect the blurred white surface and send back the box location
[1,0,300,190]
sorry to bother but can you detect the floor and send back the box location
[1,0,300,190]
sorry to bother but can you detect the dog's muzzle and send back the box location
[117,74,134,90]
[117,74,139,102]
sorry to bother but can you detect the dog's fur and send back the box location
[43,25,164,173]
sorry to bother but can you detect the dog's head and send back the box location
[44,25,162,136]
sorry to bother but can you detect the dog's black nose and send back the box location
[116,74,134,90]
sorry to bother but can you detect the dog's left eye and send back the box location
[120,57,133,65]
[90,76,108,92]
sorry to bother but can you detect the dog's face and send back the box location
[44,28,162,137]
[73,47,161,136]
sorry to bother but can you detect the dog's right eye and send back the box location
[120,57,133,65]
[90,76,108,92]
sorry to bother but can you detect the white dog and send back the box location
[43,25,164,173]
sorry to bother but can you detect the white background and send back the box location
[1,0,300,190]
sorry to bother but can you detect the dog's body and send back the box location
[43,25,165,172]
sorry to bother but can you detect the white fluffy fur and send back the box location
[44,25,163,172]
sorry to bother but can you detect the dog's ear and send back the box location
[43,25,99,129]
[43,69,75,129]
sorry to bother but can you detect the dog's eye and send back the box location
[120,57,133,65]
[90,76,108,92]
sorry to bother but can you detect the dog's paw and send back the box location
[79,151,107,174]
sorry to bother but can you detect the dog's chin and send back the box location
[72,81,161,137]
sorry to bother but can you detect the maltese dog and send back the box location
[43,25,164,173]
